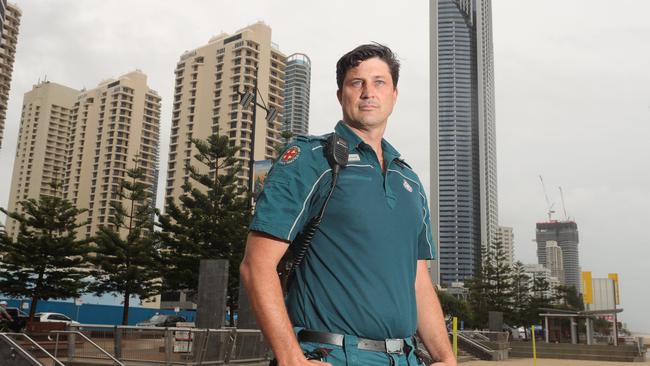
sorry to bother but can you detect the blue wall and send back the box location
[2,298,196,326]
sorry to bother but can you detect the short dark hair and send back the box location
[336,43,400,90]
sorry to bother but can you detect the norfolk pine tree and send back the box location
[88,159,161,325]
[510,261,531,327]
[487,240,514,314]
[0,181,91,320]
[466,246,494,328]
[158,135,251,313]
[555,285,584,311]
[466,241,516,328]
[523,275,553,327]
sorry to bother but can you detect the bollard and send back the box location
[452,317,458,358]
[114,326,122,360]
[67,332,76,362]
[531,325,537,366]
[164,329,173,366]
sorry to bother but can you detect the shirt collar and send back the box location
[334,121,401,161]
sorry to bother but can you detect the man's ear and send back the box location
[336,89,342,104]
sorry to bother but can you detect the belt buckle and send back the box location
[385,338,403,354]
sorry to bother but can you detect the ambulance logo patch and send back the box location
[403,179,413,193]
[280,146,301,165]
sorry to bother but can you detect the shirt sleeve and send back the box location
[417,178,436,260]
[249,142,329,242]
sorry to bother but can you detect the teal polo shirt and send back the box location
[250,121,435,340]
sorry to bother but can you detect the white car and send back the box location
[34,312,80,326]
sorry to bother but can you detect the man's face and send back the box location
[337,57,398,129]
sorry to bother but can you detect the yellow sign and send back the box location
[608,273,620,305]
[581,271,593,304]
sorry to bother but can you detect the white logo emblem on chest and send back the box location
[348,153,361,162]
[402,179,413,193]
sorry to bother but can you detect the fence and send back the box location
[0,298,197,326]
[43,324,270,365]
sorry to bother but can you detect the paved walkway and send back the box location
[464,358,650,366]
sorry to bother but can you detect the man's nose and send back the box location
[360,83,375,99]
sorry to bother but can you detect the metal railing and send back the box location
[0,332,66,366]
[458,330,490,342]
[51,330,124,365]
[58,324,269,365]
[456,332,495,355]
[459,330,510,343]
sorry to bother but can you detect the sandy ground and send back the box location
[464,358,650,366]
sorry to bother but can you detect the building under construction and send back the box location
[536,220,581,292]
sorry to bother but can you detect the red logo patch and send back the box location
[280,146,301,165]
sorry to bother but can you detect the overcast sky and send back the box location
[0,1,648,332]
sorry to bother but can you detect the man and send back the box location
[0,301,13,322]
[240,44,455,366]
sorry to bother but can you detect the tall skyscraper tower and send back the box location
[545,240,565,285]
[282,53,311,137]
[5,82,80,238]
[64,71,161,239]
[431,0,498,285]
[496,226,514,266]
[0,2,21,149]
[0,0,8,30]
[164,22,285,205]
[536,221,581,291]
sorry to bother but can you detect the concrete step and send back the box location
[455,347,480,363]
[509,343,645,363]
[510,341,640,353]
[510,342,642,357]
[510,353,645,363]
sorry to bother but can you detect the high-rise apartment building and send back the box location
[524,263,560,300]
[431,0,498,285]
[164,22,285,205]
[64,71,161,238]
[496,226,514,266]
[282,53,311,137]
[6,82,80,238]
[545,240,565,285]
[0,0,7,30]
[536,221,581,291]
[0,2,21,149]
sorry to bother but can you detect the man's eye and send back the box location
[351,80,363,87]
[375,80,386,86]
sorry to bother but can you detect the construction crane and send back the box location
[539,175,555,221]
[558,186,570,221]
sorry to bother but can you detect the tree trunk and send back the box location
[29,271,45,321]
[122,291,130,325]
[29,296,38,321]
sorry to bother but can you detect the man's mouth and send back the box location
[359,103,378,110]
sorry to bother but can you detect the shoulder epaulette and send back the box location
[295,134,329,143]
[395,158,413,170]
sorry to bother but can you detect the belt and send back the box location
[297,329,408,354]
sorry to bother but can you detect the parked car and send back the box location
[34,312,80,326]
[136,314,187,327]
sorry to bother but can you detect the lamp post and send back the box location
[238,68,278,195]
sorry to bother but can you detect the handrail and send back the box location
[456,332,496,356]
[68,323,230,332]
[459,330,491,342]
[51,330,124,366]
[1,332,66,366]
